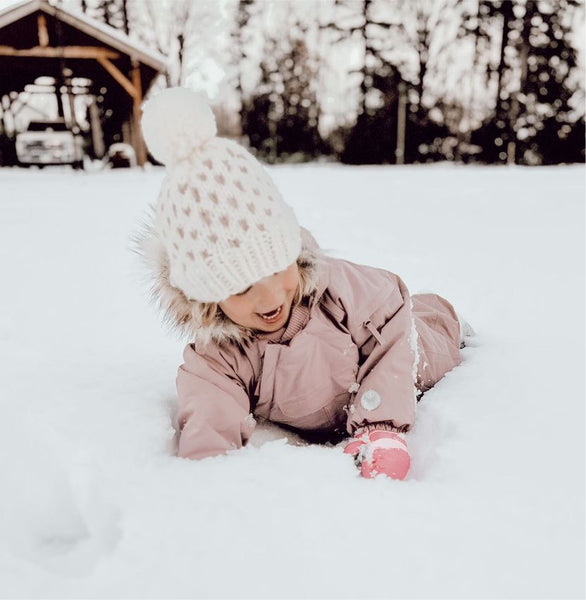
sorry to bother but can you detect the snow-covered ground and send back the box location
[0,164,584,599]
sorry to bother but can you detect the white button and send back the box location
[348,382,360,394]
[360,389,381,411]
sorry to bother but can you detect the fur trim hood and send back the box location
[134,213,323,348]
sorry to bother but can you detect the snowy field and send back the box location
[0,164,584,599]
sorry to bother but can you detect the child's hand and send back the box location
[344,429,411,480]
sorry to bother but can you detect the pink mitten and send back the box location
[344,429,411,480]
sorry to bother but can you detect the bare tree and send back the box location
[132,0,224,88]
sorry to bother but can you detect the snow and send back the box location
[0,164,584,598]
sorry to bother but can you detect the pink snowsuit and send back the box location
[176,255,462,460]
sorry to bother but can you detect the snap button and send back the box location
[360,389,381,411]
[348,382,360,394]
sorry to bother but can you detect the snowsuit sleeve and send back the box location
[347,274,417,433]
[326,260,417,434]
[176,344,255,460]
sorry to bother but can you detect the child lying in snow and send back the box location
[138,88,471,480]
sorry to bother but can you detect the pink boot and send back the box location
[344,429,411,480]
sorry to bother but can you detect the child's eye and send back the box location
[236,286,252,296]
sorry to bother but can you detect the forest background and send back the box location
[3,0,586,166]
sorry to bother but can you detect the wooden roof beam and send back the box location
[96,56,138,99]
[0,45,119,59]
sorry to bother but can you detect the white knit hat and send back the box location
[141,87,301,303]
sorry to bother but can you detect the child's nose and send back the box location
[255,281,284,310]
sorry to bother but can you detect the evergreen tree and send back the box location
[513,0,584,164]
[243,41,274,160]
[455,0,504,162]
[273,35,321,160]
[242,13,322,163]
[327,0,461,164]
[340,64,403,164]
[321,0,401,163]
[395,0,476,163]
[473,0,584,164]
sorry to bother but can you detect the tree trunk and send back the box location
[508,0,532,164]
[495,0,514,159]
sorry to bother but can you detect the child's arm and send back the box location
[327,260,418,435]
[176,345,254,460]
[347,273,417,434]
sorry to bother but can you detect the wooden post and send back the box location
[63,68,77,129]
[395,81,407,165]
[37,14,49,47]
[95,55,147,165]
[89,97,105,158]
[130,58,146,166]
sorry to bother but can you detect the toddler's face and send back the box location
[219,262,300,332]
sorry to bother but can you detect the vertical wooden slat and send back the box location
[37,14,49,47]
[130,58,146,166]
[89,97,105,158]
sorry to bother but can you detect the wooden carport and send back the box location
[0,0,167,165]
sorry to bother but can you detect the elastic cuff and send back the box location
[355,422,410,436]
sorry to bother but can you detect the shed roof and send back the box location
[0,0,168,72]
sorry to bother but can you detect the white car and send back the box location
[16,120,84,168]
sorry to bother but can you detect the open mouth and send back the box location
[258,305,283,323]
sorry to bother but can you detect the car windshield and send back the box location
[27,122,69,132]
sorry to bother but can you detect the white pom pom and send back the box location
[141,87,217,165]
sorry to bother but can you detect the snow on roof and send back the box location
[0,0,168,72]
